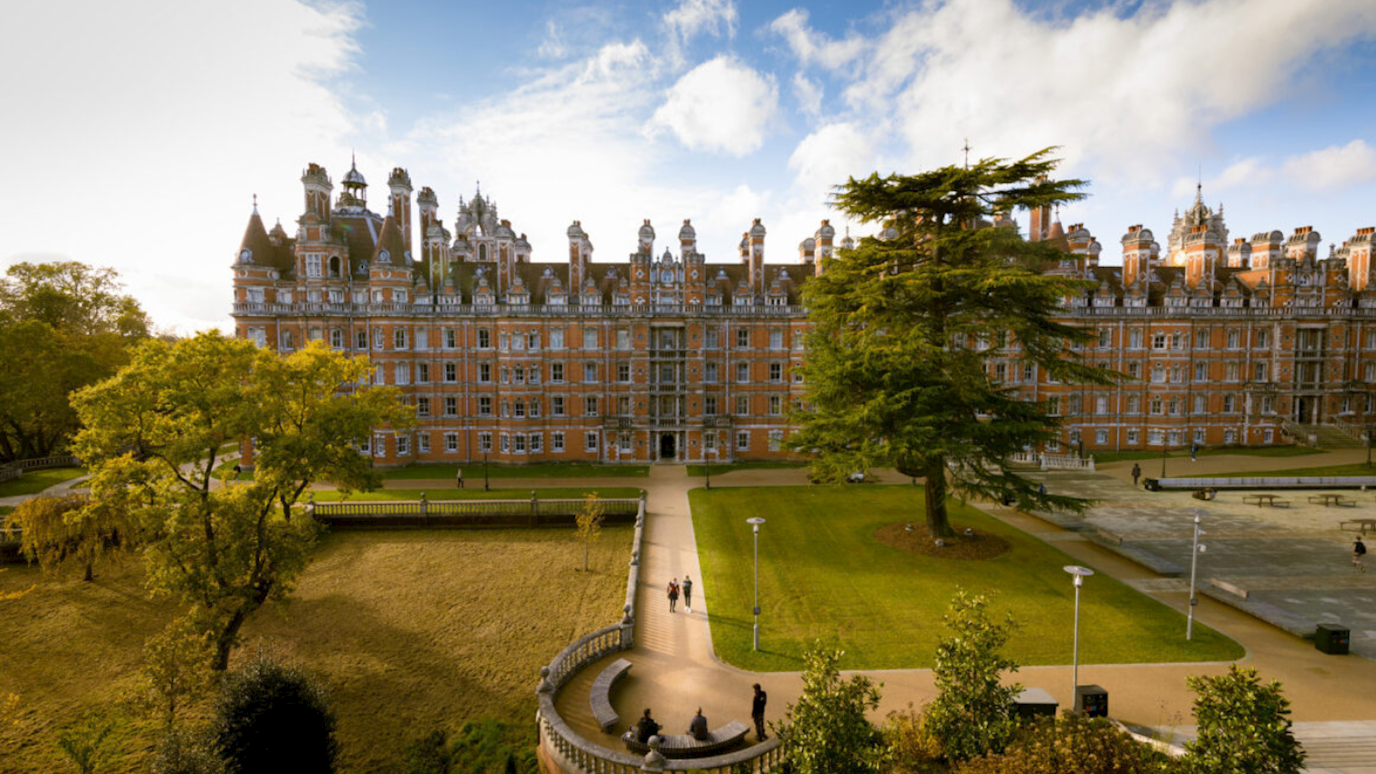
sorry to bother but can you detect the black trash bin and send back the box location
[1012,688,1058,720]
[1315,623,1350,655]
[1074,685,1108,717]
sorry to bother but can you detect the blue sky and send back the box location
[4,0,1376,332]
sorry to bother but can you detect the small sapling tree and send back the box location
[924,589,1021,762]
[575,491,605,571]
[777,644,887,774]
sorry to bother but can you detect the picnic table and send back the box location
[1242,494,1289,507]
[1308,493,1356,507]
[1341,518,1376,534]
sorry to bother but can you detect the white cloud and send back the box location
[0,0,363,334]
[649,56,779,156]
[833,0,1376,185]
[788,123,877,199]
[664,0,738,46]
[1283,139,1376,192]
[538,19,568,59]
[769,8,867,71]
[793,73,824,117]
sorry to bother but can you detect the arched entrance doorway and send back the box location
[660,433,676,461]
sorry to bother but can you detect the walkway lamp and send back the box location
[1160,442,1169,478]
[1064,565,1095,710]
[705,446,715,490]
[484,451,490,492]
[1187,511,1207,640]
[747,517,766,651]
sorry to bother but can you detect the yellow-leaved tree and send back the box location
[72,333,413,671]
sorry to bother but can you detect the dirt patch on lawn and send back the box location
[875,521,1011,560]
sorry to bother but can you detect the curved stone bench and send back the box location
[622,720,750,758]
[589,657,632,732]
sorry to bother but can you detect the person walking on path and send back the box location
[667,578,680,613]
[1355,536,1367,573]
[1190,443,1198,462]
[751,683,768,741]
[456,467,464,489]
[682,575,694,614]
[1131,463,1141,487]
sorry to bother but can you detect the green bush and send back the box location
[956,714,1171,774]
[210,654,338,774]
[882,705,945,774]
[149,727,225,774]
[400,720,537,774]
[1182,665,1304,774]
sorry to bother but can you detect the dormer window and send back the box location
[239,248,253,264]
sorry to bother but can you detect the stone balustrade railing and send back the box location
[533,492,787,774]
[0,455,82,484]
[310,496,641,529]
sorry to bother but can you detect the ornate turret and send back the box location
[339,154,367,208]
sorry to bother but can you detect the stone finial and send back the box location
[643,737,666,771]
[538,666,554,694]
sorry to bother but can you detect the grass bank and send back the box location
[684,460,808,477]
[691,486,1242,673]
[0,467,86,498]
[0,527,633,773]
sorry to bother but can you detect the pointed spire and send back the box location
[252,193,258,214]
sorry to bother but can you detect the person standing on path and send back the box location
[667,578,679,612]
[1354,536,1367,572]
[1131,463,1141,487]
[751,683,767,741]
[455,467,464,489]
[682,575,694,613]
[1190,443,1198,462]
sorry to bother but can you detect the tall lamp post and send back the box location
[1187,510,1207,640]
[705,447,715,490]
[1160,441,1169,478]
[1064,565,1095,711]
[747,517,766,651]
[483,451,490,492]
[1366,426,1373,468]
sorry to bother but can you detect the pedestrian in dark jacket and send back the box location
[751,683,767,741]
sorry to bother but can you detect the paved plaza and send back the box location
[1027,462,1376,660]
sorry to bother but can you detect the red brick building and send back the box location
[233,162,1376,466]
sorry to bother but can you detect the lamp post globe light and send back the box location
[747,517,766,651]
[1063,565,1094,711]
[1187,510,1207,641]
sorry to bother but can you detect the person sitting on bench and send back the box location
[635,709,661,743]
[687,708,709,741]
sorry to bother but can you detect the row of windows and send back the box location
[349,360,800,386]
[361,428,789,456]
[1045,393,1275,416]
[413,393,795,418]
[1065,426,1269,447]
[253,322,807,353]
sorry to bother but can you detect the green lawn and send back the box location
[1092,446,1321,464]
[685,460,809,476]
[0,467,86,498]
[1205,461,1376,478]
[691,486,1242,673]
[379,463,649,479]
[308,486,643,502]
